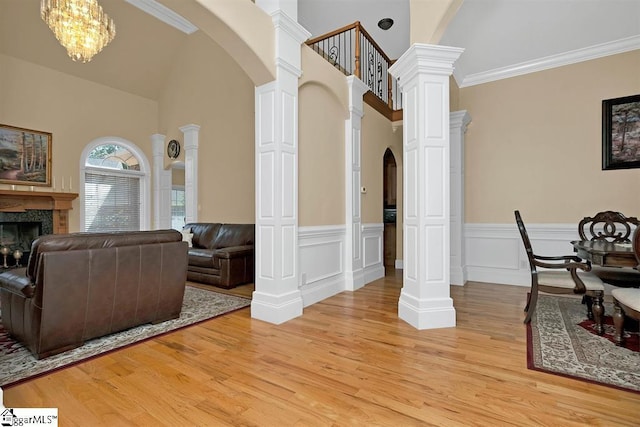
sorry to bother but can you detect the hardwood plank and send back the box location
[3,276,639,426]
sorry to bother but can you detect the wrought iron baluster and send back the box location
[305,21,402,111]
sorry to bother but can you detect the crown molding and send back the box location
[458,35,640,88]
[126,0,198,34]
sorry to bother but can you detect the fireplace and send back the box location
[0,221,42,267]
[0,189,77,235]
[0,189,77,269]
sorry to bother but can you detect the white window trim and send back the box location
[80,136,151,231]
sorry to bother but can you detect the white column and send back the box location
[344,76,369,291]
[252,11,310,324]
[151,133,172,229]
[389,44,464,330]
[450,111,471,286]
[180,124,200,224]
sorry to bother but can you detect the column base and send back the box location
[251,290,303,324]
[398,290,456,329]
[344,269,365,291]
[450,266,467,286]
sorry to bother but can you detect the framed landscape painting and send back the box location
[602,94,640,170]
[0,124,52,186]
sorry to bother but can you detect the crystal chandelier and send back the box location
[40,0,116,63]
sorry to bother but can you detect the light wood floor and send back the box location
[4,272,639,426]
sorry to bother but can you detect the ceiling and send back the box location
[1,0,638,100]
[299,0,640,87]
[0,0,189,100]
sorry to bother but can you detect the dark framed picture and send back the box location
[0,124,52,186]
[167,139,181,159]
[602,94,640,170]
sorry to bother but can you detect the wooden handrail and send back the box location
[306,21,359,46]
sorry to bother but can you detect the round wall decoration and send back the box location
[167,139,181,159]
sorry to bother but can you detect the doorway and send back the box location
[383,148,397,269]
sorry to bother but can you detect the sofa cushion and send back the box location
[27,229,181,282]
[185,223,221,249]
[211,224,255,249]
[187,265,220,276]
[188,248,217,268]
[181,230,194,248]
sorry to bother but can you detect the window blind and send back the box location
[171,188,186,230]
[84,172,141,232]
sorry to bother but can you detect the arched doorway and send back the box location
[383,148,397,270]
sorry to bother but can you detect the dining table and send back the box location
[571,240,637,268]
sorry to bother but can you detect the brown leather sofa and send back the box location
[184,223,254,289]
[0,230,187,359]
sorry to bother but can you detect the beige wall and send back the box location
[460,50,640,224]
[298,82,346,226]
[450,76,460,111]
[172,168,185,186]
[297,78,405,232]
[166,0,276,86]
[0,53,158,232]
[460,51,640,223]
[159,32,255,223]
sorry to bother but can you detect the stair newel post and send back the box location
[354,21,361,79]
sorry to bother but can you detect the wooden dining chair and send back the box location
[515,211,605,332]
[611,227,640,346]
[578,211,640,287]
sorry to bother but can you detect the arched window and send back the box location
[80,137,150,232]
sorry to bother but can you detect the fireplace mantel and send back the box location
[0,190,78,234]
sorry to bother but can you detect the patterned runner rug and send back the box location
[527,294,640,393]
[0,286,251,388]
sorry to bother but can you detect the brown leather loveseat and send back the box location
[184,223,254,289]
[0,230,187,359]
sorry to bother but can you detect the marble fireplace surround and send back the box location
[0,190,78,235]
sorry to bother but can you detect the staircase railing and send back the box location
[306,21,402,120]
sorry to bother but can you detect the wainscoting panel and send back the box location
[298,224,385,306]
[362,223,385,283]
[299,225,344,307]
[464,223,579,286]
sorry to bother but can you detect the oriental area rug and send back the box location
[527,294,640,393]
[0,286,251,388]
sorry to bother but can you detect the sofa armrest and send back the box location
[0,268,34,298]
[214,245,254,259]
